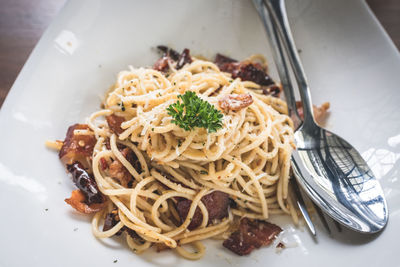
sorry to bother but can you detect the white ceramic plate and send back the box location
[1,0,399,266]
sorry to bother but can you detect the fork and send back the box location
[252,0,338,236]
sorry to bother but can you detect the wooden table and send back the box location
[0,0,399,108]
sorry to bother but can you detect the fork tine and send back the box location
[313,204,332,235]
[290,179,316,236]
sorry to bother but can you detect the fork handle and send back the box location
[253,0,317,236]
[264,0,317,128]
[252,0,301,127]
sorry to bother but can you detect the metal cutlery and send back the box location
[254,0,389,234]
[253,0,318,236]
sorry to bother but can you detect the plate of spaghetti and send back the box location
[1,0,400,267]
[47,46,305,259]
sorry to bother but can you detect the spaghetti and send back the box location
[54,49,298,260]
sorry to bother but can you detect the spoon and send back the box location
[252,0,318,236]
[263,0,388,233]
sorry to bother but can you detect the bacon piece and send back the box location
[100,157,108,171]
[125,227,143,243]
[102,209,126,236]
[296,101,330,125]
[106,114,125,135]
[154,46,181,73]
[215,53,237,67]
[223,218,282,256]
[176,48,192,69]
[59,124,96,168]
[108,160,131,187]
[216,54,274,86]
[154,46,191,72]
[122,147,142,174]
[262,84,282,97]
[103,210,119,232]
[65,190,106,214]
[157,45,180,61]
[108,148,141,187]
[153,56,170,72]
[103,209,141,239]
[67,162,104,204]
[219,93,253,112]
[104,138,127,151]
[236,62,273,86]
[176,191,229,230]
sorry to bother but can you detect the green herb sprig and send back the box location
[167,91,223,133]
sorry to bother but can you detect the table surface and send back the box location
[0,0,399,108]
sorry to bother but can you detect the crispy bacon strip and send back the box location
[67,162,104,204]
[122,147,142,173]
[103,209,125,236]
[215,53,237,66]
[215,54,274,86]
[106,114,125,135]
[103,210,119,232]
[154,46,180,73]
[156,45,180,61]
[223,218,282,256]
[108,159,132,187]
[153,56,170,72]
[59,124,96,168]
[219,93,253,112]
[176,191,229,230]
[176,48,192,69]
[107,148,141,187]
[103,209,142,240]
[233,62,274,86]
[99,157,108,171]
[65,190,106,214]
[154,46,192,72]
[262,84,282,97]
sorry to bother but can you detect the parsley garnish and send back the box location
[167,91,223,133]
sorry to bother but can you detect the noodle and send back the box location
[61,55,297,259]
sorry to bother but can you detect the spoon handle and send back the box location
[264,0,316,128]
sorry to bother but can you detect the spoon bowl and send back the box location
[292,122,388,233]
